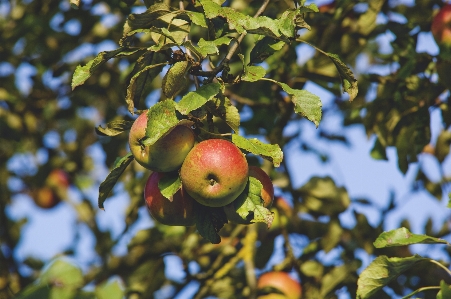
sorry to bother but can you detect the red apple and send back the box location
[432,4,451,48]
[32,169,70,209]
[144,172,196,226]
[257,271,302,299]
[224,166,274,224]
[129,111,195,172]
[180,139,248,207]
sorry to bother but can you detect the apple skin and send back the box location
[432,4,451,47]
[33,169,70,209]
[257,271,302,299]
[180,139,248,207]
[144,172,196,226]
[129,111,195,172]
[34,187,60,209]
[224,166,274,224]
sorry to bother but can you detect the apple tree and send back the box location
[1,0,451,298]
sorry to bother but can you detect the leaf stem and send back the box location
[430,259,451,277]
[400,286,441,299]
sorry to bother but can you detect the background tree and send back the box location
[1,0,451,298]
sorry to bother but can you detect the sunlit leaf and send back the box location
[176,82,222,114]
[206,97,240,132]
[98,153,134,209]
[72,48,140,90]
[95,280,124,299]
[230,177,274,227]
[326,53,358,101]
[162,61,191,98]
[373,227,449,248]
[232,134,283,167]
[158,172,182,200]
[279,82,322,127]
[242,65,266,82]
[357,255,429,299]
[250,37,286,64]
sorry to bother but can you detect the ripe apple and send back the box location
[257,271,302,299]
[224,166,274,224]
[34,187,60,209]
[129,111,195,172]
[432,4,451,48]
[144,172,196,226]
[180,139,248,207]
[32,169,70,209]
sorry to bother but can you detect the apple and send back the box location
[257,271,302,299]
[180,139,248,207]
[32,169,70,209]
[144,172,196,226]
[129,111,195,172]
[34,187,60,209]
[432,4,451,48]
[224,166,274,224]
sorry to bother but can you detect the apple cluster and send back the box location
[129,110,275,226]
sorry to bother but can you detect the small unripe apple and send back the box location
[180,139,248,207]
[257,271,302,299]
[224,166,274,224]
[144,172,196,226]
[129,111,195,172]
[432,4,451,48]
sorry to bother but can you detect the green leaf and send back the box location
[95,120,133,136]
[320,261,361,297]
[72,48,140,90]
[206,97,240,132]
[242,65,266,82]
[370,137,388,160]
[326,53,358,101]
[448,193,451,208]
[158,172,182,200]
[276,9,297,38]
[356,255,430,299]
[123,3,172,36]
[142,100,180,146]
[195,203,228,244]
[162,61,191,98]
[437,280,451,299]
[231,177,274,227]
[250,36,286,64]
[279,82,322,127]
[199,0,284,39]
[98,153,134,209]
[435,130,451,163]
[185,11,208,28]
[40,259,84,288]
[298,176,350,216]
[373,227,450,248]
[176,82,222,115]
[95,280,124,299]
[232,134,283,167]
[321,219,343,253]
[125,51,167,113]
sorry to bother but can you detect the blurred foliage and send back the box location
[1,0,451,299]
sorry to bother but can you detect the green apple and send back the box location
[257,271,302,299]
[432,4,451,48]
[129,111,195,172]
[144,172,196,226]
[180,139,248,207]
[224,166,274,224]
